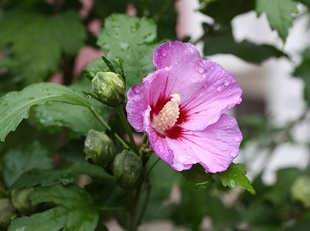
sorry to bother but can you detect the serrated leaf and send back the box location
[97,14,157,89]
[30,102,105,136]
[3,141,52,187]
[8,185,99,231]
[217,163,256,194]
[199,0,255,25]
[203,28,287,63]
[181,164,215,188]
[256,0,297,42]
[0,82,91,142]
[10,161,112,190]
[0,9,85,84]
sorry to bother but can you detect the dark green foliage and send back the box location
[0,0,309,230]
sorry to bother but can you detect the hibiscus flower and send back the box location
[126,41,242,173]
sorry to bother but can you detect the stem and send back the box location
[136,183,151,226]
[89,105,130,149]
[128,185,142,231]
[89,106,111,131]
[146,157,160,176]
[116,106,139,153]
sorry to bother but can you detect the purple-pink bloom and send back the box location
[126,41,242,173]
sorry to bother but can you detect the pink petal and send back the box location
[126,84,148,132]
[166,114,242,173]
[153,41,200,70]
[180,61,242,131]
[143,107,174,164]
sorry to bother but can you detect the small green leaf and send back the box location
[181,164,215,188]
[10,162,111,190]
[8,185,99,231]
[203,28,287,63]
[3,141,52,187]
[217,163,256,194]
[0,82,90,142]
[256,0,298,42]
[97,14,157,89]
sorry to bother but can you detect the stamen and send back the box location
[152,93,181,135]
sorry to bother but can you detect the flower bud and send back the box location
[84,129,116,168]
[0,198,16,228]
[112,150,143,189]
[92,72,125,107]
[11,187,34,215]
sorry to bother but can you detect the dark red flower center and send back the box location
[151,93,186,139]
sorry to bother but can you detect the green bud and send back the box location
[84,129,116,168]
[0,198,16,228]
[112,150,143,189]
[291,176,310,207]
[11,187,34,215]
[92,72,125,107]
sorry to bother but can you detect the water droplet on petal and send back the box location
[224,80,230,86]
[216,86,223,92]
[161,50,167,57]
[198,67,204,73]
[234,136,241,142]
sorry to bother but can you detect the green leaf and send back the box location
[298,0,310,7]
[181,164,215,188]
[264,168,301,205]
[199,0,255,25]
[8,185,99,231]
[0,82,90,142]
[97,14,157,89]
[293,48,310,106]
[132,0,178,40]
[256,0,297,42]
[0,9,85,84]
[3,141,52,187]
[217,163,256,194]
[203,28,287,63]
[30,102,105,136]
[10,161,111,190]
[82,57,110,80]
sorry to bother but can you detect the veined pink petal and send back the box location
[153,41,200,70]
[126,84,148,132]
[143,106,174,164]
[166,114,242,173]
[179,61,242,131]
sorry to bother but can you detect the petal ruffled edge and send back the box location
[166,114,242,173]
[153,41,201,70]
[180,60,242,131]
[126,84,147,132]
